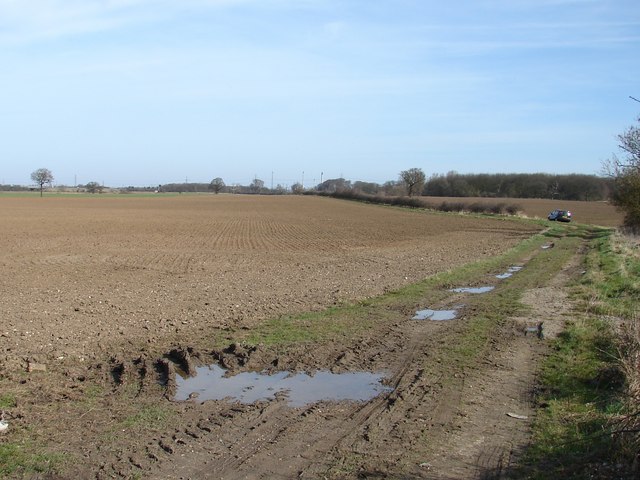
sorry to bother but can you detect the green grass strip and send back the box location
[522,316,622,478]
[522,227,634,478]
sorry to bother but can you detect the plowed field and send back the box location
[0,195,539,362]
[0,194,565,478]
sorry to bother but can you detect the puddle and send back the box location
[412,308,458,321]
[496,265,523,279]
[174,365,392,407]
[450,286,495,294]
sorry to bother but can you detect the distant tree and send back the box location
[209,177,226,194]
[399,168,426,196]
[317,178,351,193]
[159,182,210,193]
[604,115,640,230]
[353,181,380,195]
[85,181,103,194]
[250,178,265,194]
[291,182,304,194]
[448,173,477,197]
[382,180,404,196]
[424,173,451,196]
[31,168,54,197]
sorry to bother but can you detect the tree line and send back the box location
[423,172,612,201]
[314,171,612,201]
[13,168,612,202]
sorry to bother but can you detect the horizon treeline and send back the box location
[1,172,613,201]
[315,172,612,201]
[98,172,615,200]
[422,172,612,200]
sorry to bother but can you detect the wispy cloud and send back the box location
[0,0,253,44]
[0,0,137,43]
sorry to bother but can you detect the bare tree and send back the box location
[209,177,226,194]
[291,182,304,194]
[250,178,265,194]
[399,168,426,196]
[383,180,403,196]
[85,181,103,194]
[604,115,640,230]
[31,168,54,197]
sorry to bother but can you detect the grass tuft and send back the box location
[120,405,172,430]
[0,394,17,409]
[0,442,65,477]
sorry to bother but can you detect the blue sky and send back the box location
[1,0,639,188]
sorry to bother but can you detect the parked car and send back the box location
[548,209,572,222]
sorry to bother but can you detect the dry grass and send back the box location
[595,233,640,470]
[615,314,640,467]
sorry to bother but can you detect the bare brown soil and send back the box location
[0,195,580,478]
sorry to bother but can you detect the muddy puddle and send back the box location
[412,308,459,321]
[450,286,495,294]
[496,265,523,279]
[175,365,392,407]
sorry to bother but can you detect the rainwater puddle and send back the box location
[450,286,495,294]
[412,309,458,321]
[496,266,523,279]
[174,365,392,407]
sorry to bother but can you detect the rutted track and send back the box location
[106,244,573,480]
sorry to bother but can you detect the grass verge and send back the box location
[521,228,638,479]
[523,316,624,478]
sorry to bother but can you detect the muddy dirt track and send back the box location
[0,195,586,478]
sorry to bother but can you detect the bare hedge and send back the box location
[311,190,522,216]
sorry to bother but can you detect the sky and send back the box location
[1,0,639,188]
